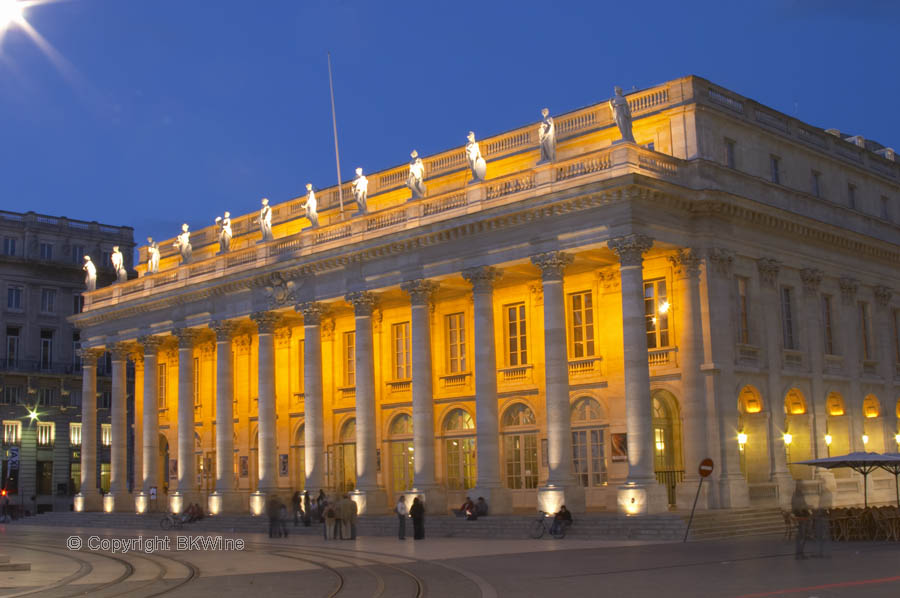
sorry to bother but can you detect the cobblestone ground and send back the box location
[1,524,898,597]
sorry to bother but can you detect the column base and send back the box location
[74,491,102,513]
[717,474,751,509]
[349,488,388,515]
[104,492,133,513]
[537,483,586,515]
[617,481,668,515]
[208,491,244,515]
[470,486,512,515]
[169,491,203,516]
[408,486,448,515]
[676,476,712,511]
[773,473,795,510]
[814,469,837,509]
[249,490,284,516]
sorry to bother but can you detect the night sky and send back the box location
[1,0,897,259]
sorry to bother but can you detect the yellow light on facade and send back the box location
[824,434,833,446]
[103,495,115,513]
[862,434,869,446]
[658,301,670,314]
[737,432,748,446]
[135,494,148,514]
[895,433,900,445]
[208,494,222,516]
[783,433,793,446]
[249,493,265,516]
[73,495,84,512]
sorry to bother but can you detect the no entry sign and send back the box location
[698,458,714,478]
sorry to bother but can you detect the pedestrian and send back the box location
[279,501,289,538]
[338,494,354,540]
[395,495,408,540]
[316,489,326,523]
[410,497,425,540]
[349,496,358,539]
[0,496,9,523]
[303,490,312,527]
[334,495,345,539]
[791,485,809,559]
[292,491,302,527]
[324,501,337,540]
[267,497,280,538]
[812,508,830,558]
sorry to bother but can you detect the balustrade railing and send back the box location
[648,347,677,367]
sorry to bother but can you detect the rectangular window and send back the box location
[2,237,15,256]
[572,428,608,487]
[894,309,900,364]
[193,357,200,406]
[40,288,56,313]
[770,155,781,184]
[72,244,85,264]
[2,386,21,405]
[158,363,167,408]
[39,387,55,406]
[70,423,82,446]
[68,389,82,408]
[781,287,796,350]
[73,333,81,371]
[101,250,111,266]
[343,331,355,387]
[98,391,111,409]
[882,196,892,222]
[391,322,411,380]
[3,420,21,444]
[504,303,527,366]
[446,313,467,373]
[737,277,750,344]
[822,295,835,355]
[644,279,670,349]
[847,183,857,209]
[101,424,111,446]
[36,461,52,495]
[39,242,53,260]
[724,138,736,169]
[40,329,53,369]
[859,302,872,360]
[6,327,19,368]
[73,293,84,314]
[811,170,821,198]
[70,463,81,494]
[568,291,595,358]
[36,422,54,446]
[7,285,22,310]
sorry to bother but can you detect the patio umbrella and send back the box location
[878,453,900,507]
[792,452,900,508]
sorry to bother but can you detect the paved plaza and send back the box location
[1,523,899,597]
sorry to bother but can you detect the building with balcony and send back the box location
[1,210,134,512]
[70,76,900,516]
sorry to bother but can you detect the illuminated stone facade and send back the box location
[71,76,900,515]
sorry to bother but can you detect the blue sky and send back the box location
[0,0,897,258]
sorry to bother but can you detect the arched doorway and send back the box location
[651,390,682,474]
[783,389,811,480]
[292,423,305,491]
[738,385,768,483]
[388,413,414,500]
[862,394,883,451]
[442,408,476,496]
[501,403,538,497]
[158,433,169,495]
[570,397,608,489]
[334,419,356,492]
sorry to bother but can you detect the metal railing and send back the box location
[655,469,685,506]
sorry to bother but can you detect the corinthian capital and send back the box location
[77,347,104,366]
[345,291,378,316]
[401,279,439,306]
[462,266,501,293]
[297,301,327,325]
[250,311,281,334]
[138,335,163,354]
[838,277,859,306]
[530,251,573,281]
[706,247,734,278]
[799,268,823,296]
[668,248,702,279]
[756,258,781,289]
[173,327,201,348]
[608,234,653,267]
[210,320,238,342]
[874,285,893,309]
[109,342,130,361]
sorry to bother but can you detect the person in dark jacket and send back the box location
[303,490,312,527]
[316,489,327,522]
[267,497,281,538]
[410,497,425,540]
[291,491,302,527]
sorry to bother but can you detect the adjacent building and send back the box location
[70,76,900,516]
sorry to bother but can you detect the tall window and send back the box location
[3,420,21,444]
[571,397,607,487]
[1,386,21,404]
[822,295,836,355]
[737,277,750,344]
[158,363,167,408]
[40,329,53,369]
[388,414,414,494]
[859,302,872,360]
[98,390,111,409]
[644,279,670,349]
[298,339,305,392]
[847,183,857,209]
[7,285,22,310]
[568,291,595,358]
[882,196,892,222]
[40,288,56,314]
[893,310,900,364]
[334,419,356,492]
[443,408,476,490]
[391,322,411,380]
[69,422,82,447]
[724,138,736,169]
[445,313,467,373]
[193,357,200,406]
[73,293,84,314]
[781,287,796,350]
[39,242,53,260]
[770,155,781,184]
[6,327,19,368]
[72,244,85,264]
[2,237,15,256]
[39,388,55,406]
[811,170,821,198]
[504,303,527,366]
[101,424,111,446]
[36,422,54,446]
[502,403,538,490]
[343,331,355,386]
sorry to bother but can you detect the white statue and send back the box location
[146,237,160,274]
[258,198,273,242]
[173,223,192,263]
[82,255,97,291]
[538,107,556,162]
[111,245,127,283]
[302,183,319,228]
[216,211,232,253]
[465,131,487,182]
[352,167,369,214]
[609,86,635,143]
[406,150,427,199]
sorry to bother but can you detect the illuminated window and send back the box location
[388,414,414,493]
[343,331,355,387]
[504,303,527,366]
[859,302,872,360]
[158,363,167,409]
[391,322,411,380]
[644,279,670,349]
[502,403,538,490]
[444,408,476,490]
[101,423,111,446]
[785,389,807,415]
[781,287,796,350]
[826,393,845,416]
[863,395,880,419]
[36,422,54,446]
[193,357,200,406]
[737,277,750,344]
[3,420,21,444]
[445,313,467,373]
[69,422,82,447]
[822,295,836,355]
[568,291,595,358]
[571,397,607,487]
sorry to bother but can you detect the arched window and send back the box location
[388,414,414,495]
[443,408,474,433]
[340,419,356,442]
[863,395,880,419]
[826,392,845,416]
[651,390,682,473]
[335,419,357,492]
[501,403,538,490]
[784,389,807,415]
[293,423,305,491]
[443,408,475,490]
[738,385,763,414]
[389,413,413,436]
[571,397,607,487]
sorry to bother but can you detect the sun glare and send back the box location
[0,0,24,30]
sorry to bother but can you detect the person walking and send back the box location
[395,495,408,540]
[279,501,289,538]
[324,501,337,540]
[410,497,425,540]
[303,490,312,527]
[334,495,345,539]
[267,497,280,538]
[349,496,358,539]
[292,491,302,527]
[339,494,354,540]
[791,485,810,559]
[316,489,327,523]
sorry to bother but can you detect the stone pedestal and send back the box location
[617,482,668,515]
[169,491,203,516]
[538,484,585,515]
[407,486,448,515]
[717,474,751,509]
[74,491,102,513]
[349,488,388,515]
[104,492,133,513]
[470,486,512,515]
[208,491,243,516]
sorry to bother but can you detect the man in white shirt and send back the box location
[395,495,408,540]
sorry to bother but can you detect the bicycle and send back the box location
[528,510,566,539]
[160,512,185,530]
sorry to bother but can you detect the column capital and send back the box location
[530,251,573,281]
[706,247,735,278]
[799,268,824,296]
[296,301,328,325]
[462,265,501,293]
[127,345,144,366]
[756,258,781,289]
[109,342,130,361]
[77,347,104,366]
[345,291,378,316]
[250,311,281,334]
[173,327,201,349]
[608,234,653,267]
[210,320,238,342]
[874,285,893,309]
[668,248,702,279]
[401,279,439,306]
[838,276,859,305]
[138,335,164,354]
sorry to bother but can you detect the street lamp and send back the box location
[737,431,748,450]
[895,433,900,446]
[862,434,869,446]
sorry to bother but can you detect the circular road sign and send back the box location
[698,458,714,478]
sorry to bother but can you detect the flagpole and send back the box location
[327,52,344,214]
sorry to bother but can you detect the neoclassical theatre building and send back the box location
[71,76,900,516]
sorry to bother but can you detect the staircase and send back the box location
[682,508,785,541]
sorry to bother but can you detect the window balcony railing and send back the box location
[439,372,470,390]
[782,349,804,370]
[824,354,844,375]
[567,357,603,378]
[338,386,356,399]
[648,347,677,368]
[387,380,411,393]
[862,360,878,376]
[736,344,760,367]
[498,364,534,385]
[1,359,81,375]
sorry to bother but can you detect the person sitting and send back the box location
[195,503,205,521]
[475,497,488,518]
[453,497,474,518]
[550,505,573,535]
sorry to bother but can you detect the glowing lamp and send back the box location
[824,434,833,446]
[862,434,869,446]
[249,493,265,516]
[135,494,148,514]
[658,301,670,314]
[74,495,84,512]
[103,495,115,513]
[895,433,900,445]
[783,433,793,446]
[27,409,38,421]
[208,494,222,516]
[737,432,748,446]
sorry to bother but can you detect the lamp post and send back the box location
[737,432,747,475]
[825,433,833,458]
[783,433,793,475]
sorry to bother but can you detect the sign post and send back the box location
[683,458,714,543]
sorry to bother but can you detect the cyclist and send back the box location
[550,505,573,536]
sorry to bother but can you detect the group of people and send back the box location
[319,493,359,540]
[395,495,426,540]
[455,496,489,520]
[180,502,205,524]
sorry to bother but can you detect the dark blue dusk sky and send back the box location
[1,0,898,256]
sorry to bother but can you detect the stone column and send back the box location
[531,252,585,514]
[462,266,511,514]
[136,336,162,512]
[608,234,667,514]
[171,328,201,512]
[250,312,280,511]
[107,342,131,512]
[209,320,241,514]
[297,302,326,493]
[874,286,896,453]
[839,278,866,453]
[401,279,447,512]
[345,291,387,514]
[671,249,712,508]
[75,348,103,512]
